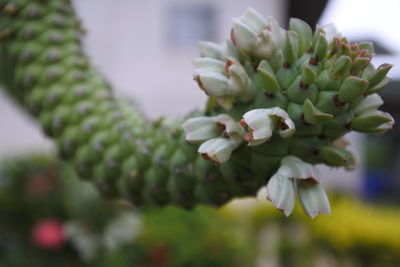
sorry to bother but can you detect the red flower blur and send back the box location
[31,218,65,250]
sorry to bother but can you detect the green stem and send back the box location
[0,0,268,208]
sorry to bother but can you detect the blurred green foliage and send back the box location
[0,154,399,267]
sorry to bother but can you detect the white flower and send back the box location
[182,117,218,143]
[240,7,268,32]
[194,70,229,96]
[231,18,259,52]
[231,7,285,57]
[241,108,295,146]
[198,137,239,164]
[254,29,278,59]
[266,173,296,216]
[183,114,245,164]
[297,179,331,219]
[225,57,253,101]
[214,114,245,138]
[193,56,254,106]
[266,156,331,218]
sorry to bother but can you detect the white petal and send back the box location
[240,7,268,32]
[210,138,235,163]
[297,181,331,219]
[224,39,240,59]
[267,107,295,138]
[213,114,245,137]
[242,109,274,145]
[243,109,271,130]
[266,173,296,216]
[353,94,383,116]
[198,138,236,164]
[182,117,218,143]
[267,16,285,47]
[254,30,277,59]
[242,108,295,146]
[278,156,321,182]
[198,138,217,154]
[232,19,258,51]
[193,57,226,74]
[195,70,229,96]
[198,41,223,59]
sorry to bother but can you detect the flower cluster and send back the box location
[183,6,395,218]
[183,108,295,164]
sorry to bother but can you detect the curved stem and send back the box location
[0,0,266,208]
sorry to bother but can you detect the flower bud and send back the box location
[182,117,218,143]
[366,63,392,89]
[319,146,356,167]
[183,114,243,143]
[283,30,299,66]
[231,19,258,52]
[267,16,285,48]
[313,32,328,61]
[351,110,394,133]
[198,41,223,59]
[194,70,229,96]
[198,137,238,164]
[193,57,226,74]
[289,18,312,55]
[353,94,383,116]
[230,7,269,53]
[225,58,253,101]
[240,7,268,32]
[254,29,278,59]
[338,76,369,103]
[257,60,281,93]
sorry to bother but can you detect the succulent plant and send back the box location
[0,1,394,217]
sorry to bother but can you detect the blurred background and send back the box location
[0,0,400,266]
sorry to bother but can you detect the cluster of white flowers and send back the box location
[183,108,295,164]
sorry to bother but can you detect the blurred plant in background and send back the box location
[0,155,256,267]
[0,154,399,267]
